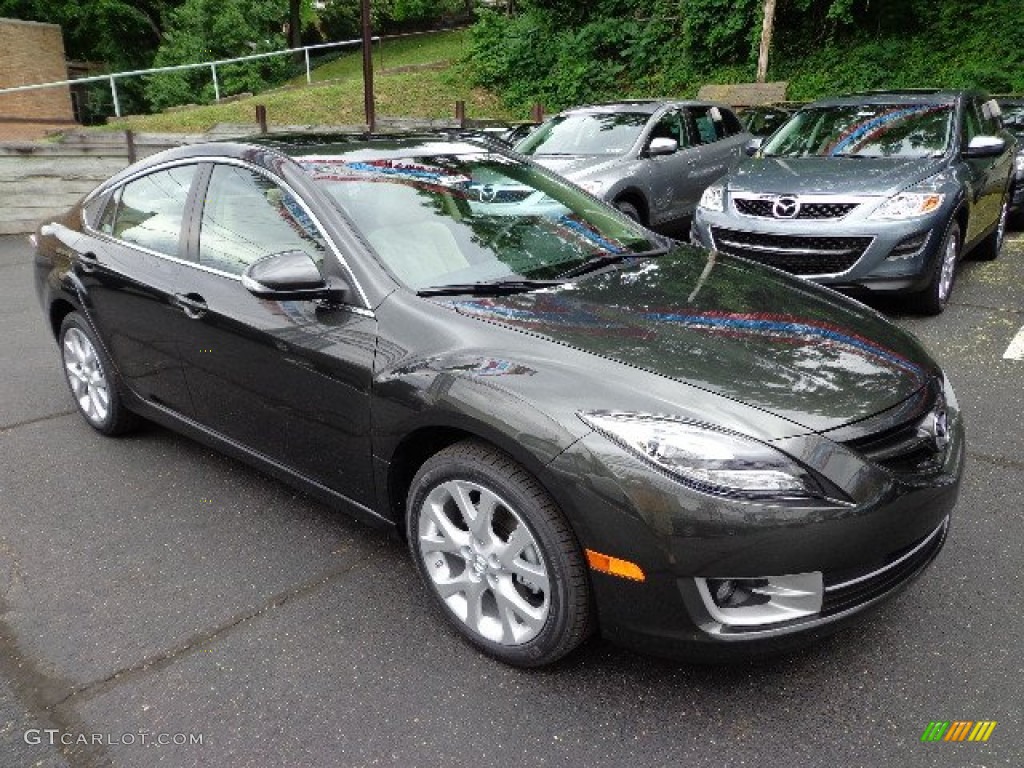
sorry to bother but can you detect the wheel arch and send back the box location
[49,298,78,340]
[612,188,649,224]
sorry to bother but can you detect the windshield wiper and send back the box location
[417,279,562,297]
[555,246,669,279]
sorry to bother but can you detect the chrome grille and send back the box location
[710,227,871,275]
[734,199,860,219]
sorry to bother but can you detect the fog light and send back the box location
[887,232,929,261]
[695,572,823,627]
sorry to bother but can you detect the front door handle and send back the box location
[172,292,208,320]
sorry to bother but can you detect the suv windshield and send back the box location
[299,149,660,290]
[762,103,954,158]
[517,112,649,156]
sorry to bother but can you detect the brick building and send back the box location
[0,18,76,140]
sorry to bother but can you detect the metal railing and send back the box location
[0,37,374,118]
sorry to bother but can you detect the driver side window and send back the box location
[648,110,686,150]
[198,164,328,276]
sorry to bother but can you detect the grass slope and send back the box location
[107,29,513,133]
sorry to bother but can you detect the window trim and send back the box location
[81,155,372,312]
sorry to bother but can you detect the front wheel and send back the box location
[613,199,642,223]
[406,440,592,667]
[913,221,960,315]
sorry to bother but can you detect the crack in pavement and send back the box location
[0,544,381,767]
[967,451,1024,473]
[52,546,381,710]
[0,410,77,435]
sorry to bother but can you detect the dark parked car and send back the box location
[736,104,793,137]
[516,99,750,229]
[996,97,1024,224]
[34,133,963,666]
[692,90,1017,314]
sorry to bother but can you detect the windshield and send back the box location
[299,149,660,291]
[761,103,954,158]
[516,112,649,156]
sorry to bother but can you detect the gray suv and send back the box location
[692,90,1017,313]
[516,100,750,230]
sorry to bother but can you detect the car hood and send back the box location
[729,156,947,197]
[528,154,621,179]
[444,246,939,434]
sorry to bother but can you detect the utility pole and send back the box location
[361,0,375,131]
[756,0,777,84]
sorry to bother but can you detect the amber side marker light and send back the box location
[585,549,646,582]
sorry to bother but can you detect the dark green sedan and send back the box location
[33,134,963,666]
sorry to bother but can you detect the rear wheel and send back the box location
[406,440,592,667]
[913,221,961,315]
[59,312,138,435]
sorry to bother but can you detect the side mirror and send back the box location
[648,137,678,156]
[744,137,764,157]
[242,250,349,303]
[964,135,1006,158]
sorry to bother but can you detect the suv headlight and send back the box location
[870,190,945,220]
[698,184,725,212]
[579,412,836,500]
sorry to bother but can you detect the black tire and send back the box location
[613,199,643,223]
[972,191,1009,261]
[406,439,592,667]
[58,312,138,435]
[912,220,961,316]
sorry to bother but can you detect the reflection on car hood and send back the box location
[444,246,939,433]
[730,156,947,197]
[529,154,621,179]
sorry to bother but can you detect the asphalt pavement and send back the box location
[1,232,1021,768]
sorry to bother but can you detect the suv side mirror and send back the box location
[964,135,1006,158]
[744,137,764,156]
[648,137,678,156]
[242,250,350,303]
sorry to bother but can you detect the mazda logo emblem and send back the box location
[772,196,801,218]
[478,185,497,203]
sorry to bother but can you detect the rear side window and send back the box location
[96,188,120,235]
[110,165,197,258]
[197,163,328,276]
[720,108,743,136]
[689,106,728,143]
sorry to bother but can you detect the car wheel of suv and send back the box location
[406,439,592,667]
[614,199,643,223]
[973,192,1009,261]
[59,312,138,435]
[914,221,961,315]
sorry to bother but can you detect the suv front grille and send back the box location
[734,199,861,219]
[710,227,872,275]
[821,518,948,616]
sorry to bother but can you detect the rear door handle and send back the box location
[172,292,208,320]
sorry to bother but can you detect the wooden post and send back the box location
[455,100,466,129]
[361,0,376,132]
[255,104,268,134]
[756,0,777,84]
[530,102,544,124]
[125,129,137,164]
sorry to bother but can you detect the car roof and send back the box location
[557,99,729,116]
[803,89,975,109]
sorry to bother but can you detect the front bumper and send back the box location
[541,405,964,661]
[691,202,954,295]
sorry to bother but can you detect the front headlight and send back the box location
[870,191,944,220]
[579,412,829,500]
[698,184,725,212]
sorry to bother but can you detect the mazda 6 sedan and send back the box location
[33,133,963,666]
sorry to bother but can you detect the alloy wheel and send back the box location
[937,229,959,303]
[417,479,550,645]
[62,327,111,425]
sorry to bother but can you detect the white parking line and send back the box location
[1004,326,1024,360]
